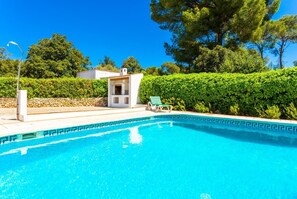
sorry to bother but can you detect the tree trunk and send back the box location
[217,32,223,46]
[255,43,264,59]
[279,41,285,69]
[279,50,283,69]
[258,46,264,59]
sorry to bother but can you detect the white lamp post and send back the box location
[7,41,25,120]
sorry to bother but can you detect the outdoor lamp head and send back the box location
[7,41,18,47]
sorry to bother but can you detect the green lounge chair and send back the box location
[148,96,172,112]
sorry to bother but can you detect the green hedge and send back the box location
[139,68,297,118]
[0,78,108,98]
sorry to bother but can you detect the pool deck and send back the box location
[1,106,297,137]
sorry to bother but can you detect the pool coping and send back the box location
[1,110,297,145]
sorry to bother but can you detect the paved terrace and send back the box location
[0,106,159,136]
[1,106,297,137]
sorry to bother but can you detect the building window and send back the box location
[125,97,129,104]
[113,97,119,104]
[115,85,122,95]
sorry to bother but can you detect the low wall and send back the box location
[0,98,107,108]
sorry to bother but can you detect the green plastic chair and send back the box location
[148,96,172,112]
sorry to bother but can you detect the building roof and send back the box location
[108,73,143,80]
[78,69,120,74]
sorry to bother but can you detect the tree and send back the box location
[151,0,271,66]
[0,47,7,60]
[122,56,143,74]
[294,60,297,66]
[145,66,161,76]
[251,0,280,59]
[0,59,19,77]
[99,56,116,67]
[270,15,297,69]
[96,56,119,72]
[96,64,119,72]
[251,22,276,59]
[0,48,19,77]
[23,34,91,78]
[193,46,268,73]
[161,62,180,75]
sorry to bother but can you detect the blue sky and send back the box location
[0,0,296,68]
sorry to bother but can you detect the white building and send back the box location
[108,68,143,108]
[77,69,120,79]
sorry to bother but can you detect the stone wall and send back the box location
[0,98,107,108]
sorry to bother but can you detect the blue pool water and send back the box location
[1,116,297,198]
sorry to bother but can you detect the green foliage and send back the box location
[194,102,210,113]
[0,47,7,60]
[230,104,240,115]
[145,62,181,76]
[122,56,143,74]
[270,15,297,68]
[151,0,273,65]
[0,59,19,77]
[96,64,119,72]
[265,0,281,21]
[160,62,180,75]
[0,77,107,98]
[0,77,17,97]
[100,56,116,67]
[23,34,91,78]
[193,46,268,73]
[251,22,276,59]
[139,68,297,119]
[294,61,297,67]
[257,105,281,119]
[285,102,297,120]
[96,56,119,72]
[145,66,161,76]
[0,46,19,77]
[162,97,186,111]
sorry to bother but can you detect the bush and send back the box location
[257,105,282,119]
[139,68,297,119]
[230,104,240,115]
[0,77,107,98]
[162,97,186,111]
[285,102,297,120]
[194,102,211,113]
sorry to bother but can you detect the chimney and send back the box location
[120,68,127,76]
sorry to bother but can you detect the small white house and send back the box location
[108,68,143,108]
[77,69,120,79]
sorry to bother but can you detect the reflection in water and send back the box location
[129,127,142,144]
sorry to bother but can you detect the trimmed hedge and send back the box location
[139,68,297,118]
[0,78,107,98]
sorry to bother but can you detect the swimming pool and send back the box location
[1,114,297,198]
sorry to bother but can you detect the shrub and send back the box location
[257,105,282,119]
[162,97,186,111]
[285,102,297,120]
[194,102,210,113]
[0,77,107,98]
[230,104,240,115]
[139,68,297,119]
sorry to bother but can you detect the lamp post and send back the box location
[7,41,24,120]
